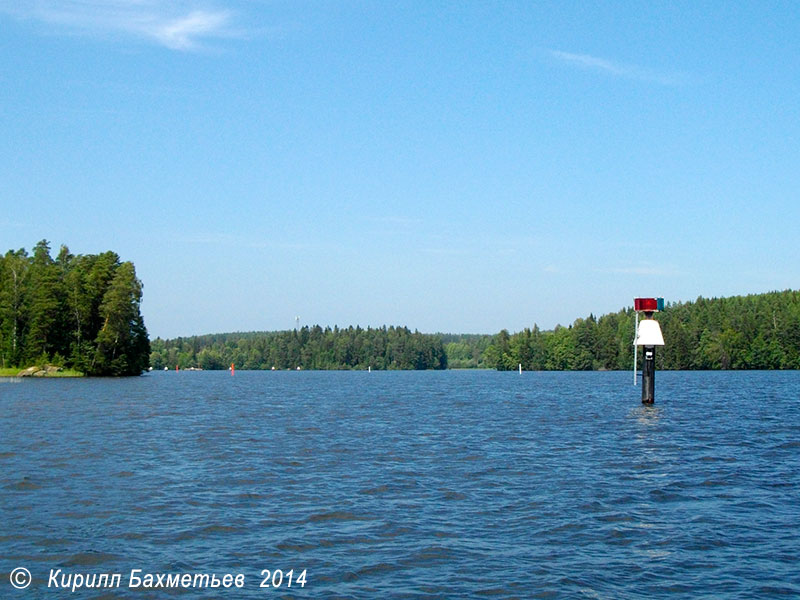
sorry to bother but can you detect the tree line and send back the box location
[151,290,800,372]
[150,325,448,371]
[5,243,795,375]
[0,240,150,375]
[476,290,800,371]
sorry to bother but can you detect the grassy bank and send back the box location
[0,367,84,377]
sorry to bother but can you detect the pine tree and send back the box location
[91,261,150,375]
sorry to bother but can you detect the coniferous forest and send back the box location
[151,291,800,372]
[475,291,800,371]
[0,241,150,375]
[3,241,799,374]
[150,326,448,371]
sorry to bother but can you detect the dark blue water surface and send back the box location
[1,370,799,599]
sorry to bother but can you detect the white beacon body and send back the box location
[634,319,665,347]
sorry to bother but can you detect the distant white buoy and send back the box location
[518,363,522,374]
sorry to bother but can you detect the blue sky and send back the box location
[2,1,799,338]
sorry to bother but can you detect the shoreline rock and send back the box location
[18,365,62,377]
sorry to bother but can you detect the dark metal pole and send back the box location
[642,345,655,404]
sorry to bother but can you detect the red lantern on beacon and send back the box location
[633,298,665,404]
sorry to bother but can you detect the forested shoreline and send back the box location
[3,243,798,375]
[0,241,150,376]
[466,290,800,371]
[150,326,448,371]
[152,290,800,371]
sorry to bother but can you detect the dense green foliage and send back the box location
[151,291,800,372]
[0,241,150,375]
[440,333,495,369]
[9,239,793,374]
[151,326,448,371]
[475,291,800,371]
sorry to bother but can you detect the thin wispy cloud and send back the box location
[151,9,232,50]
[549,49,684,86]
[0,1,236,50]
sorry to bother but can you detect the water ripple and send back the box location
[1,371,799,598]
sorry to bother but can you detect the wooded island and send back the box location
[0,240,150,376]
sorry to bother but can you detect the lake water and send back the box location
[1,370,799,599]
